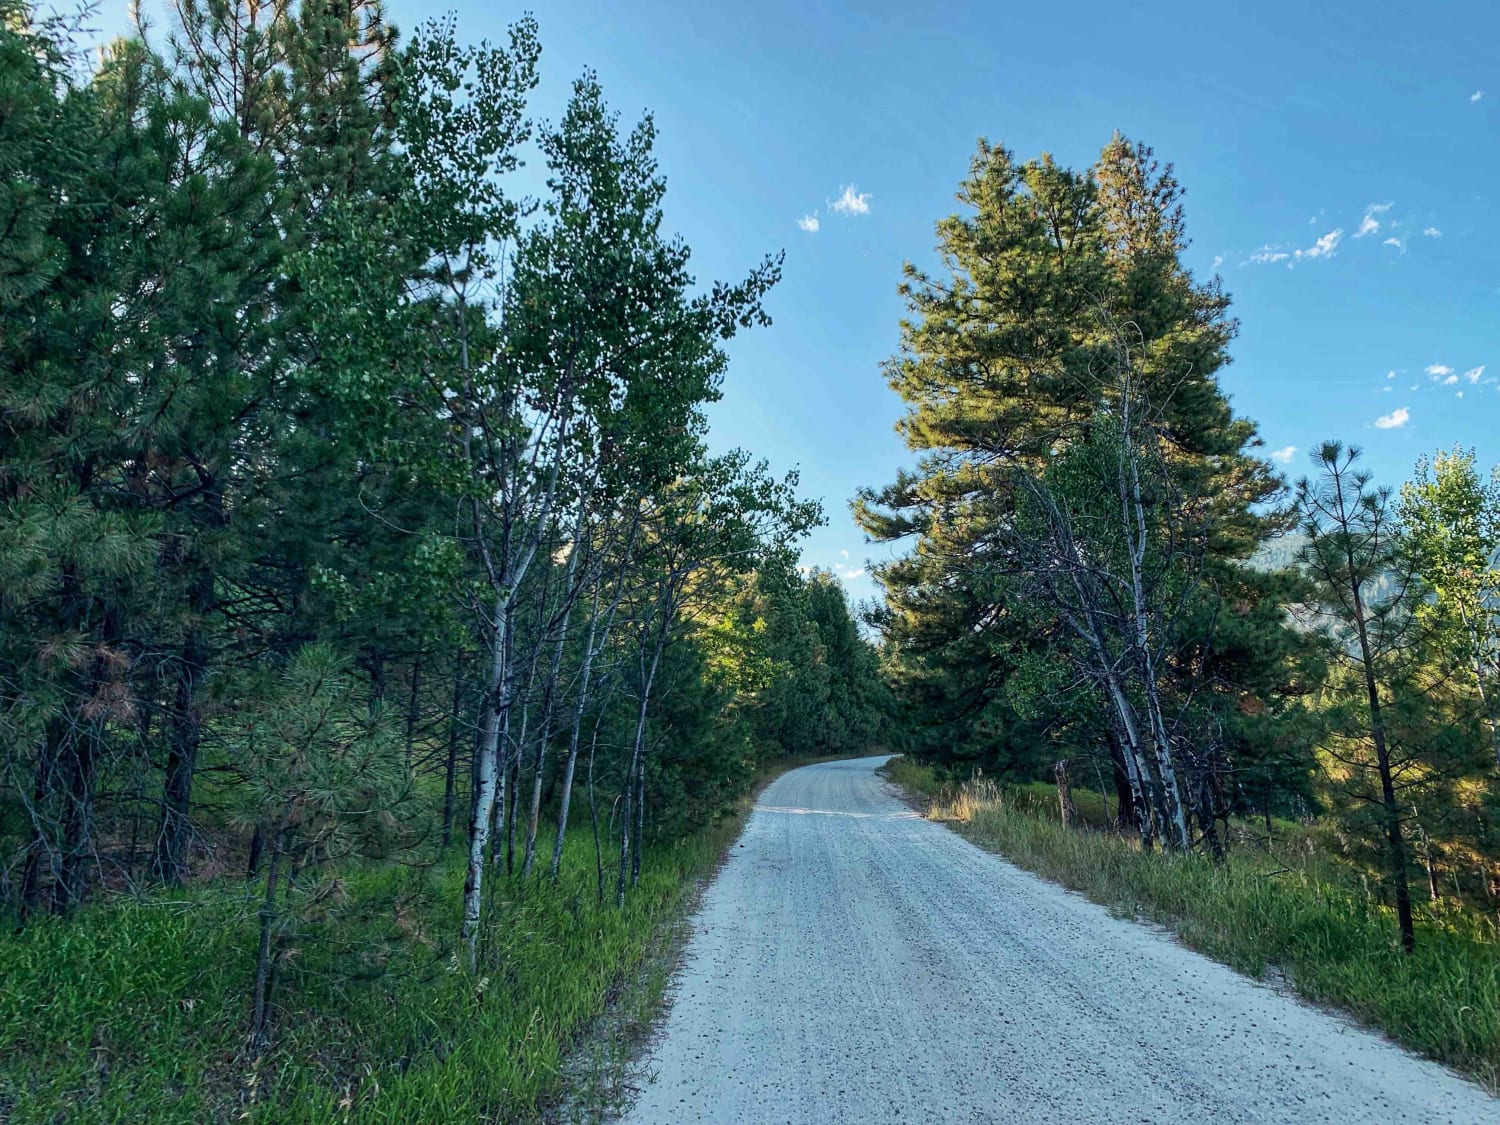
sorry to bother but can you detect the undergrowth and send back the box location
[882,756,1500,1091]
[0,752,854,1123]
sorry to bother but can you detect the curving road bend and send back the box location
[623,755,1497,1124]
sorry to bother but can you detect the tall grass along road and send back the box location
[624,756,1495,1124]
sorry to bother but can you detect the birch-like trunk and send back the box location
[521,528,583,878]
[1119,387,1189,851]
[461,592,512,969]
[552,601,600,879]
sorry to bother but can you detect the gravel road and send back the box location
[622,755,1498,1124]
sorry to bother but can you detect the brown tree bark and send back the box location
[1054,759,1077,829]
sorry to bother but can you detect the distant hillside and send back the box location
[1248,532,1308,573]
[1248,530,1400,610]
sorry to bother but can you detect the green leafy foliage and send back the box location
[0,3,889,1113]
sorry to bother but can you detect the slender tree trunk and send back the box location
[462,593,512,969]
[19,721,62,919]
[246,825,264,879]
[1345,555,1417,953]
[154,589,212,883]
[521,617,569,878]
[551,610,598,879]
[616,750,634,908]
[1196,772,1224,862]
[589,724,604,904]
[442,657,465,851]
[504,725,520,875]
[1119,403,1189,851]
[1097,663,1156,849]
[554,548,632,879]
[404,653,423,773]
[56,719,103,913]
[503,627,544,875]
[250,823,287,1050]
[1055,759,1077,829]
[522,514,586,878]
[1413,810,1440,902]
[632,743,646,886]
[1108,754,1135,836]
[620,630,665,900]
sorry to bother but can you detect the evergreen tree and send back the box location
[856,135,1295,844]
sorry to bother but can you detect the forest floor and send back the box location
[621,755,1497,1124]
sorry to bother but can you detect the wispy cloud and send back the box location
[830,184,872,216]
[1248,246,1290,264]
[797,212,820,233]
[1297,228,1343,259]
[1386,370,1396,379]
[1270,445,1298,465]
[1423,226,1443,238]
[1443,374,1459,385]
[1355,201,1392,238]
[1472,90,1486,103]
[1211,254,1224,271]
[1374,406,1410,429]
[1466,364,1487,384]
[1383,236,1404,253]
[1426,363,1454,379]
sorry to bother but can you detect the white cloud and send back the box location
[830,184,872,216]
[1465,364,1486,384]
[840,549,849,559]
[1426,363,1454,379]
[1374,406,1410,429]
[1382,385,1393,393]
[1211,254,1224,271]
[1386,370,1396,379]
[1383,236,1404,253]
[1248,246,1290,264]
[1423,226,1442,238]
[844,568,865,580]
[797,212,820,233]
[1296,228,1343,259]
[1443,374,1459,385]
[1472,90,1485,103]
[1270,445,1298,465]
[1355,202,1391,238]
[1457,391,1465,399]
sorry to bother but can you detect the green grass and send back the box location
[882,756,1500,1091]
[0,783,801,1123]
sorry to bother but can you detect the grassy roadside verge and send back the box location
[0,754,851,1124]
[881,756,1500,1091]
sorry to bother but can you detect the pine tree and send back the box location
[857,134,1293,840]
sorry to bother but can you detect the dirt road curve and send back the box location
[623,756,1497,1124]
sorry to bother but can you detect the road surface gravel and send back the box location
[622,755,1498,1124]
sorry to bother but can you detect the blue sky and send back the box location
[97,0,1499,600]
